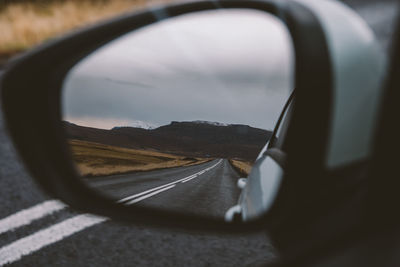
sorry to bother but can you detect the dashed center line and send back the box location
[0,200,66,235]
[118,159,222,204]
[0,214,107,266]
[125,185,176,205]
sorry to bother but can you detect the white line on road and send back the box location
[116,175,195,203]
[118,159,222,204]
[181,174,201,183]
[0,214,107,266]
[180,175,198,183]
[125,185,176,205]
[0,200,66,235]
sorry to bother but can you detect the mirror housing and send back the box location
[0,0,384,233]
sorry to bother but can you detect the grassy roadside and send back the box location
[0,0,170,65]
[69,139,212,177]
[229,159,253,177]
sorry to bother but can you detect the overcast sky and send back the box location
[62,9,294,130]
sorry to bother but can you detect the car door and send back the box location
[233,90,295,221]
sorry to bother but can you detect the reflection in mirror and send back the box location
[62,9,293,220]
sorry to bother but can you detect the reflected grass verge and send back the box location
[229,159,252,177]
[69,139,212,177]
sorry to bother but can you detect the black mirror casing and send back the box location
[0,0,333,233]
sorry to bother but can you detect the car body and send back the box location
[231,0,385,221]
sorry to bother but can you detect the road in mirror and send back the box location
[62,9,293,220]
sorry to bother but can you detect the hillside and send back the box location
[64,121,272,162]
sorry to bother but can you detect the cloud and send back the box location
[62,9,294,130]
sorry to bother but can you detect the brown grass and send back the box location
[69,139,211,177]
[0,0,171,55]
[229,159,253,177]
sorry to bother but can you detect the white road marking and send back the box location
[0,214,107,266]
[116,175,195,203]
[0,159,224,266]
[118,159,222,204]
[180,174,198,183]
[125,185,176,205]
[0,200,66,235]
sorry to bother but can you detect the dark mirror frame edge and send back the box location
[0,0,332,233]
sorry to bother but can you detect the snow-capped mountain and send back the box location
[112,120,157,130]
[188,120,230,127]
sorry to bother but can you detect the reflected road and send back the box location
[85,159,241,218]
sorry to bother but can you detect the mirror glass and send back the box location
[62,9,293,220]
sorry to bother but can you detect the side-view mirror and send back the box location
[0,0,385,233]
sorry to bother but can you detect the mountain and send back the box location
[191,120,229,127]
[64,121,272,162]
[112,120,156,130]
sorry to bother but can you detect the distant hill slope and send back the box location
[64,121,272,162]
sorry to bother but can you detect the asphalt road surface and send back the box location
[0,1,397,266]
[86,159,241,218]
